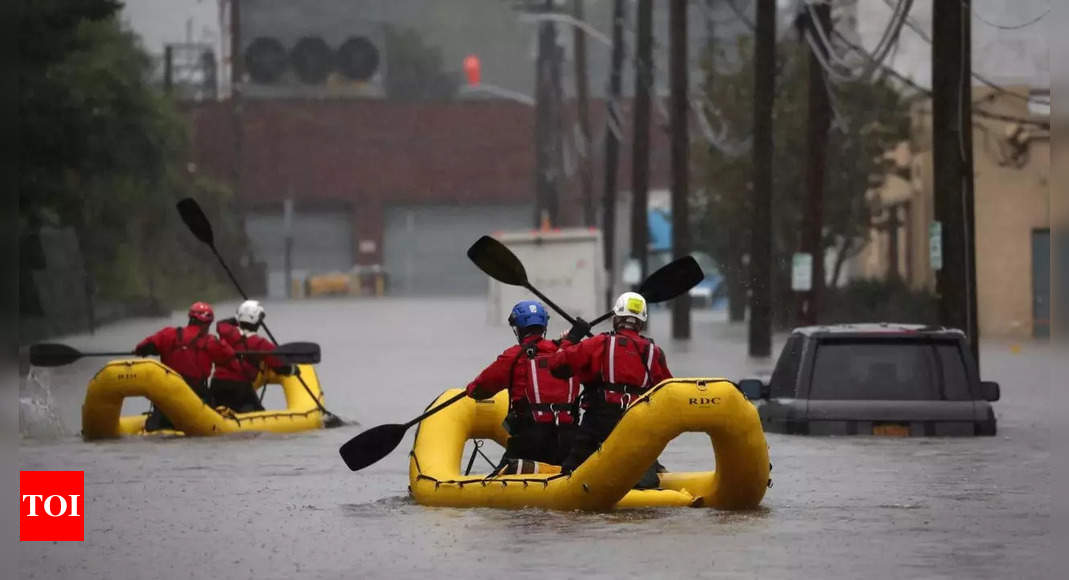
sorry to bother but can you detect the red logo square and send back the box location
[20,471,84,542]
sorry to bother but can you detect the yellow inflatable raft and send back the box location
[82,359,325,440]
[409,378,770,510]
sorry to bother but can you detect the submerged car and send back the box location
[739,324,1000,436]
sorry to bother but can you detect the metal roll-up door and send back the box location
[245,206,355,298]
[383,204,533,295]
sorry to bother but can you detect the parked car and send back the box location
[739,323,1000,436]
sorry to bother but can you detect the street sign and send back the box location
[929,221,943,271]
[791,252,812,292]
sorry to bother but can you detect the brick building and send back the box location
[186,98,671,296]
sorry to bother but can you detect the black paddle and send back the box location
[468,235,704,328]
[176,197,344,428]
[339,391,467,471]
[587,255,704,326]
[339,241,705,471]
[466,235,581,326]
[29,341,323,368]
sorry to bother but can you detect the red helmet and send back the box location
[188,302,214,324]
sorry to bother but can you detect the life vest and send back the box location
[511,339,578,425]
[214,324,268,383]
[162,326,214,383]
[596,332,657,407]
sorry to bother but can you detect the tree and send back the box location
[19,3,247,332]
[382,25,459,101]
[691,35,910,326]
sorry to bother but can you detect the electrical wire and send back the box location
[832,28,1049,128]
[969,0,1050,30]
[887,0,1045,105]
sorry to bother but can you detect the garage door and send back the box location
[384,204,534,295]
[245,206,355,298]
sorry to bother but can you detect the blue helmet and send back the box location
[508,300,549,330]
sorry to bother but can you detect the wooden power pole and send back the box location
[799,1,831,326]
[932,0,979,362]
[574,0,595,227]
[602,0,625,308]
[669,0,691,338]
[630,0,653,284]
[749,0,775,357]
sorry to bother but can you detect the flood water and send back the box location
[19,298,1051,579]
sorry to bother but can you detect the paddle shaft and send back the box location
[523,283,578,327]
[201,228,335,421]
[404,391,468,429]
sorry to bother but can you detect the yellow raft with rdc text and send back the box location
[81,359,326,439]
[408,379,770,510]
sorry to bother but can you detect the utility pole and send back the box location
[669,0,691,338]
[799,1,831,326]
[230,0,244,226]
[574,0,595,227]
[164,45,174,93]
[630,0,653,284]
[534,0,560,228]
[749,0,775,357]
[932,0,979,362]
[602,0,625,309]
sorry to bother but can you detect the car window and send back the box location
[769,335,804,398]
[937,343,973,400]
[809,339,958,401]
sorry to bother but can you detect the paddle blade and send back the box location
[467,235,529,286]
[29,343,83,367]
[271,342,321,364]
[638,256,705,303]
[176,197,214,246]
[339,423,408,471]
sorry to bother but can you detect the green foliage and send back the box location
[383,25,459,101]
[19,3,246,325]
[690,35,911,327]
[822,278,939,325]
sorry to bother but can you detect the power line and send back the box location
[833,29,1049,128]
[969,1,1050,30]
[887,0,1044,105]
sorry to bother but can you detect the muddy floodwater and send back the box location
[19,298,1051,579]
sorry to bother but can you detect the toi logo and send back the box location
[20,471,84,541]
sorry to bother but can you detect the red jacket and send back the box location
[549,328,672,404]
[466,337,578,423]
[213,320,283,383]
[135,324,235,382]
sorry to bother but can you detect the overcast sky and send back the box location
[119,0,1049,90]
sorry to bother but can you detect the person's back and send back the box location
[465,301,578,471]
[549,292,672,485]
[134,302,235,430]
[212,300,285,413]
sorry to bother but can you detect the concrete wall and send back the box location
[852,86,1049,338]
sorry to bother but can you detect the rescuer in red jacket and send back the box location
[466,301,579,472]
[549,291,672,487]
[212,300,289,413]
[134,302,236,430]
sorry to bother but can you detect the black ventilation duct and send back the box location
[337,36,380,81]
[244,37,287,83]
[290,36,334,84]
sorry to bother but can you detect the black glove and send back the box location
[565,317,591,343]
[135,344,157,357]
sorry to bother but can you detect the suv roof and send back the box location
[791,323,965,338]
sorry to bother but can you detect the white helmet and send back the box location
[236,300,265,327]
[612,291,648,323]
